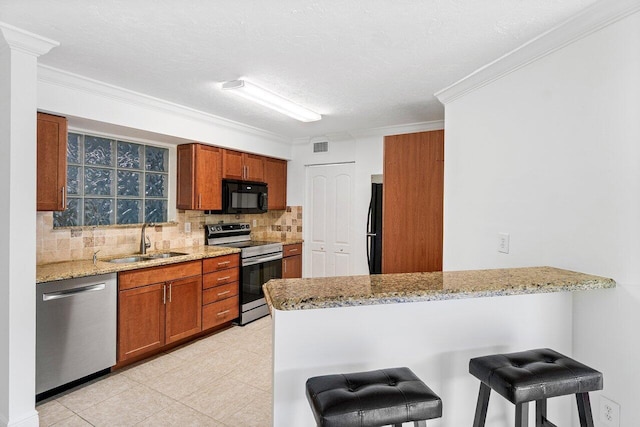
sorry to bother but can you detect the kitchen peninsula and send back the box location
[264,267,615,426]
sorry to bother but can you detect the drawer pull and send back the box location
[217,290,231,296]
[217,309,231,316]
[217,261,231,266]
[288,248,298,252]
[218,276,231,282]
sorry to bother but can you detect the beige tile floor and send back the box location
[36,316,273,426]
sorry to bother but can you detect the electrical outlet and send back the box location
[498,232,510,254]
[184,222,191,233]
[599,396,620,427]
[253,219,257,227]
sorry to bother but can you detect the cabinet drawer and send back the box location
[203,268,239,289]
[119,260,201,291]
[202,282,238,305]
[284,243,302,257]
[203,254,240,273]
[202,296,239,330]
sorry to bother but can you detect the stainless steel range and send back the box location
[205,223,282,325]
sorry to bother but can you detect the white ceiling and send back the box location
[1,0,598,139]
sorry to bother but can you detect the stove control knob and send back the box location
[216,226,222,231]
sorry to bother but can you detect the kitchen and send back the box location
[2,0,640,426]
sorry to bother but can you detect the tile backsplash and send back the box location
[37,206,302,264]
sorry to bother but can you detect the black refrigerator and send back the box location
[366,183,383,274]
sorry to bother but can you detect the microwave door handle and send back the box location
[259,193,267,210]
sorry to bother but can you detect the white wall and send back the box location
[442,9,640,425]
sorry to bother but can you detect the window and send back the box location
[53,132,169,227]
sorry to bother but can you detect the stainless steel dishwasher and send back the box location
[36,273,117,396]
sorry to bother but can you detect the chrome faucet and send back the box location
[140,223,154,254]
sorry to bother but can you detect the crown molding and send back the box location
[37,65,290,144]
[0,22,59,56]
[435,0,640,105]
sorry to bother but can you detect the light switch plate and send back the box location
[498,232,510,254]
[184,222,191,233]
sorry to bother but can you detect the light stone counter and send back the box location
[36,246,240,283]
[264,266,615,311]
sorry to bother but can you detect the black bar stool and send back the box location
[469,348,603,427]
[306,367,442,427]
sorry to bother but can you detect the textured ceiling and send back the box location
[1,0,598,139]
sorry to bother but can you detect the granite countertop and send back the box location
[36,246,240,283]
[263,266,616,311]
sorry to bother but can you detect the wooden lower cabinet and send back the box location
[202,253,240,330]
[165,275,203,344]
[282,243,302,278]
[202,296,239,330]
[118,283,165,361]
[117,261,202,363]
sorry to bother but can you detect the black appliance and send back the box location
[205,223,282,325]
[221,179,268,214]
[366,183,383,274]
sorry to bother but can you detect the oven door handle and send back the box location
[242,253,283,266]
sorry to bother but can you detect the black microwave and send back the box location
[221,179,268,214]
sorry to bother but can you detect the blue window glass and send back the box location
[117,141,142,169]
[53,198,81,227]
[145,173,167,198]
[67,133,82,164]
[117,171,141,197]
[85,167,114,196]
[117,199,142,224]
[84,198,114,226]
[84,136,113,166]
[145,146,167,172]
[67,165,81,196]
[145,200,167,223]
[54,132,168,227]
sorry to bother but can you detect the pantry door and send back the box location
[305,163,355,277]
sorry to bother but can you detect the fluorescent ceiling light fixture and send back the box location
[222,80,321,122]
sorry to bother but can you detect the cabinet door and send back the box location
[243,153,265,182]
[118,283,165,362]
[222,149,244,180]
[177,144,222,210]
[37,113,67,211]
[264,157,287,210]
[165,275,202,344]
[382,130,444,273]
[195,145,222,210]
[283,255,302,278]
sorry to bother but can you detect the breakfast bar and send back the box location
[263,267,615,427]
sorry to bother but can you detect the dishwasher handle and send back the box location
[42,283,106,301]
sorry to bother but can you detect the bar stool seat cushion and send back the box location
[469,348,603,404]
[306,367,442,427]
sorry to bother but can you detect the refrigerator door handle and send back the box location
[366,199,373,273]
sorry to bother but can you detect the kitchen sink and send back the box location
[108,256,150,263]
[107,252,188,263]
[145,252,188,259]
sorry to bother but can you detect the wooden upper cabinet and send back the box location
[264,157,287,210]
[177,143,222,210]
[382,130,444,274]
[222,149,265,182]
[243,153,265,182]
[222,149,244,180]
[37,112,67,211]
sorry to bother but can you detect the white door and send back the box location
[305,163,355,277]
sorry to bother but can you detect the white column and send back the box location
[0,23,58,427]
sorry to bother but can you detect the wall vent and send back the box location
[313,141,329,153]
